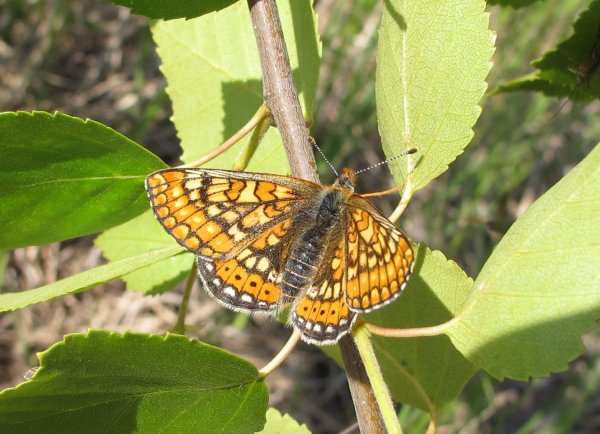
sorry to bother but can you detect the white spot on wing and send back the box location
[223,286,236,298]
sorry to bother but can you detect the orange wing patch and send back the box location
[197,255,281,312]
[345,207,414,312]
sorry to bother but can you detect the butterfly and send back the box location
[145,167,415,345]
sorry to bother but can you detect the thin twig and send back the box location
[233,111,274,171]
[171,261,197,334]
[246,1,386,432]
[180,103,271,169]
[366,316,459,338]
[258,329,302,377]
[388,182,413,224]
[339,335,386,433]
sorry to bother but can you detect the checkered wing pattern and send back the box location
[291,229,358,345]
[345,196,414,312]
[146,168,319,312]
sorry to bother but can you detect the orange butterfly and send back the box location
[145,168,414,345]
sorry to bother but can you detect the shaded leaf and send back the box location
[152,0,320,171]
[532,0,600,100]
[0,246,183,312]
[111,0,239,20]
[494,0,600,101]
[487,0,541,8]
[447,144,600,380]
[0,111,166,249]
[96,210,194,294]
[376,0,494,192]
[489,72,573,98]
[0,331,268,434]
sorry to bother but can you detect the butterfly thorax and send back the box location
[280,187,347,305]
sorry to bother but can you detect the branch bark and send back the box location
[247,1,385,432]
[247,0,318,183]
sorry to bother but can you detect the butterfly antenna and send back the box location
[309,137,338,177]
[354,147,418,175]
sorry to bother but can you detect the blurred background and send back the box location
[1,0,599,432]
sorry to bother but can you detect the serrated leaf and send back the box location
[111,0,239,20]
[531,0,600,99]
[0,111,166,249]
[0,246,183,312]
[259,408,311,434]
[364,246,476,413]
[152,0,320,172]
[447,144,600,380]
[0,331,268,434]
[96,210,194,294]
[494,0,600,101]
[376,0,494,192]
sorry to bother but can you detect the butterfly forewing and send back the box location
[145,169,318,260]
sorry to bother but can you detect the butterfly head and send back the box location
[334,168,356,193]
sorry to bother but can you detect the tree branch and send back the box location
[247,0,318,183]
[247,1,386,432]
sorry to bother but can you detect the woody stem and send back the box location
[247,1,387,432]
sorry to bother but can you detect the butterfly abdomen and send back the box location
[281,227,327,303]
[281,189,344,303]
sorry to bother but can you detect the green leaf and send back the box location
[489,72,573,98]
[152,0,320,172]
[376,0,494,192]
[0,246,183,312]
[111,0,239,20]
[259,408,311,434]
[532,0,600,100]
[0,331,268,434]
[487,0,541,7]
[364,246,476,413]
[0,111,166,249]
[95,210,194,294]
[494,0,600,101]
[447,144,600,380]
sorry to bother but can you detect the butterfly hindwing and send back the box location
[345,196,414,312]
[196,220,294,313]
[291,231,357,344]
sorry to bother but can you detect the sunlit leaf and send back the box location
[447,144,600,379]
[376,0,494,191]
[152,0,320,172]
[95,211,194,295]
